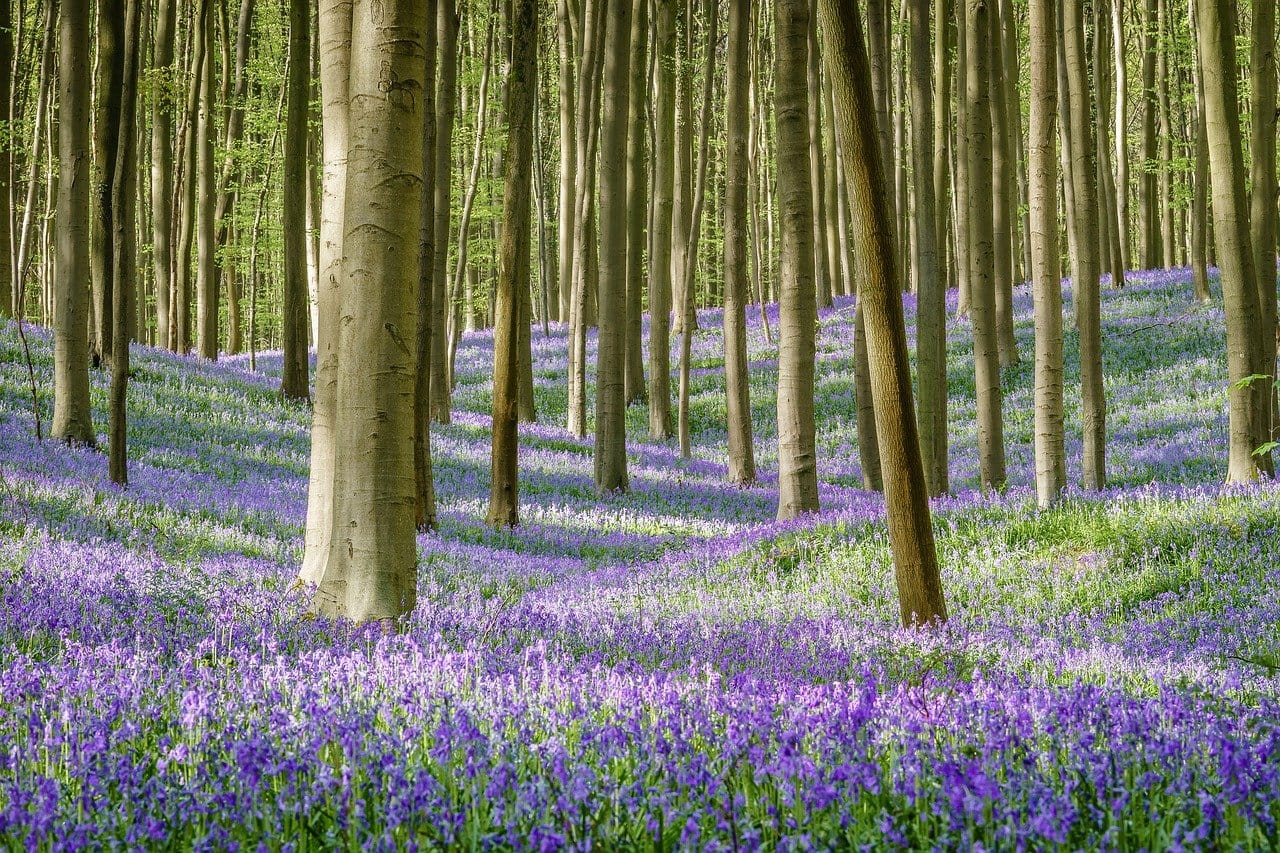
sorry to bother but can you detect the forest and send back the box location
[2,0,1280,847]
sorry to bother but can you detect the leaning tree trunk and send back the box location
[1029,0,1065,507]
[488,0,535,527]
[310,0,425,623]
[820,0,948,628]
[594,0,633,493]
[52,0,96,447]
[775,0,819,519]
[1196,0,1267,483]
[1063,0,1106,490]
[281,0,311,402]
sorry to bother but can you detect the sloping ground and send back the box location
[1,270,1278,849]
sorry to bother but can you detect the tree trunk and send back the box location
[1063,0,1106,490]
[952,0,970,317]
[91,0,124,366]
[195,2,217,360]
[310,0,425,623]
[281,0,311,402]
[965,0,1004,489]
[151,0,176,348]
[1156,0,1174,269]
[648,0,676,439]
[1112,0,1130,274]
[52,0,96,447]
[1190,0,1210,303]
[1250,0,1278,470]
[413,0,440,532]
[1093,0,1126,288]
[911,0,946,495]
[0,0,12,317]
[820,0,948,628]
[624,0,649,406]
[109,0,142,487]
[1029,0,1064,507]
[807,7,832,311]
[1196,0,1267,483]
[594,0,633,493]
[775,0,819,518]
[430,0,459,423]
[989,0,1017,367]
[489,0,535,526]
[724,0,756,486]
[1140,0,1160,268]
[556,0,576,324]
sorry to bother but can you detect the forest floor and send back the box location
[2,269,1279,849]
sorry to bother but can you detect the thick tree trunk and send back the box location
[281,0,311,402]
[724,0,756,486]
[1064,0,1106,490]
[311,0,425,623]
[1197,0,1267,483]
[911,0,946,495]
[489,0,535,526]
[1029,0,1064,507]
[820,0,948,628]
[53,0,96,447]
[595,0,633,493]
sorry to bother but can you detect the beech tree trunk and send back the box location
[775,0,819,519]
[624,0,649,406]
[1029,0,1064,507]
[820,0,948,628]
[91,0,124,366]
[1140,0,1160,268]
[281,0,311,401]
[648,0,676,440]
[489,0,535,526]
[1250,0,1278,470]
[430,0,459,424]
[989,1,1017,367]
[52,0,96,447]
[151,0,176,347]
[195,3,217,360]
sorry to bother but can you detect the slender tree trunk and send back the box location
[430,0,459,423]
[910,0,946,495]
[820,0,948,628]
[489,0,535,526]
[1029,0,1064,507]
[414,0,439,531]
[952,0,970,316]
[53,0,96,447]
[299,0,351,590]
[311,0,425,623]
[1197,0,1267,483]
[624,0,649,406]
[724,0,756,485]
[1190,0,1210,304]
[556,0,575,324]
[595,0,632,493]
[989,0,1017,367]
[1157,0,1174,269]
[1251,0,1278,471]
[109,0,142,486]
[91,0,124,366]
[151,0,176,347]
[775,0,819,518]
[0,0,13,317]
[1140,0,1160,268]
[1113,0,1130,274]
[1064,0,1106,490]
[1094,0,1126,288]
[807,7,832,311]
[648,0,676,439]
[281,0,311,401]
[671,1,693,337]
[195,3,217,359]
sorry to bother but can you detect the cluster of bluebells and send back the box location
[1,268,1279,849]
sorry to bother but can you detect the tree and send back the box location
[281,0,311,401]
[1250,0,1278,473]
[624,0,649,407]
[52,0,96,447]
[1063,0,1106,490]
[819,0,948,627]
[648,0,676,440]
[415,0,440,531]
[989,1,1018,368]
[0,0,13,318]
[91,0,125,366]
[1196,0,1268,484]
[595,0,633,493]
[910,0,946,496]
[965,0,1005,490]
[1140,0,1160,269]
[489,0,536,526]
[151,0,177,347]
[431,0,459,424]
[195,0,217,360]
[775,0,819,519]
[1028,0,1064,507]
[306,0,426,622]
[556,0,576,325]
[724,0,756,486]
[109,0,142,486]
